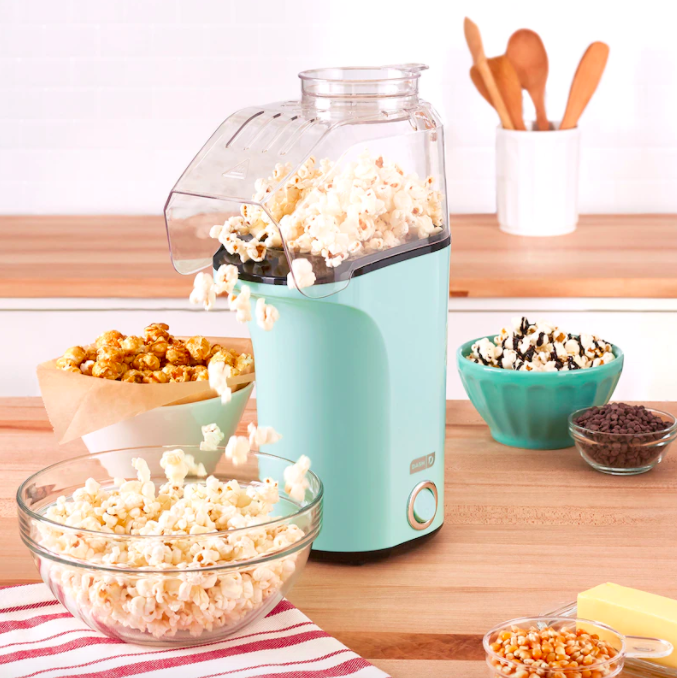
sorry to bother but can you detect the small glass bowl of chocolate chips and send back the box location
[569,403,677,475]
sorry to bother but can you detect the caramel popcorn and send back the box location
[165,344,192,366]
[132,353,161,371]
[97,346,126,363]
[80,360,95,376]
[37,447,308,641]
[143,370,169,384]
[185,336,211,363]
[96,330,125,349]
[63,346,86,366]
[120,335,145,355]
[209,349,236,367]
[191,365,209,381]
[55,324,254,385]
[55,357,78,370]
[60,365,81,374]
[144,322,170,343]
[121,369,145,383]
[92,360,125,380]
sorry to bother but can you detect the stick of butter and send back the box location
[578,583,677,668]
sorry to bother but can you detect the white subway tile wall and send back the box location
[1,0,676,214]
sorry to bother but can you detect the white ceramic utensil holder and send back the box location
[496,122,581,237]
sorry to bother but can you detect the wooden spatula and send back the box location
[506,29,550,131]
[464,17,515,130]
[470,56,526,130]
[560,42,610,130]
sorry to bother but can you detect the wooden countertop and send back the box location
[2,214,677,299]
[3,399,677,677]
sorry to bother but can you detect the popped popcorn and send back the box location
[189,265,258,331]
[200,423,225,451]
[225,436,250,466]
[248,422,282,448]
[255,297,280,332]
[284,455,311,503]
[159,448,206,484]
[211,151,444,279]
[214,264,239,296]
[467,317,616,372]
[208,361,233,404]
[287,258,316,290]
[229,284,252,323]
[36,447,312,641]
[55,323,254,385]
[189,272,216,311]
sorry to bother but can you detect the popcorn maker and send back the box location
[165,65,450,559]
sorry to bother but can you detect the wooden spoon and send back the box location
[560,42,610,130]
[506,29,549,131]
[470,56,526,130]
[464,17,514,130]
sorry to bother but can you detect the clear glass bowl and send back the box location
[569,407,677,475]
[483,616,673,677]
[17,446,323,647]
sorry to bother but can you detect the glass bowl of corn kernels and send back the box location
[483,616,673,677]
[17,446,323,647]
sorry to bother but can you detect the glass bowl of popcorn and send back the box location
[17,446,322,647]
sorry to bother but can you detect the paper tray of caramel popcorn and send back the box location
[37,324,255,444]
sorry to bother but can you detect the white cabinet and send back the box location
[2,297,675,401]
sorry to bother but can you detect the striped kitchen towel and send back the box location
[0,584,389,678]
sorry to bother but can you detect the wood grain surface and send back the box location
[2,214,677,299]
[2,398,677,677]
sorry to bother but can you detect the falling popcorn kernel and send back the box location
[208,361,233,403]
[247,422,283,447]
[214,264,239,296]
[284,455,311,503]
[287,258,316,290]
[255,297,280,331]
[200,423,225,451]
[225,435,251,466]
[228,285,252,323]
[189,272,216,311]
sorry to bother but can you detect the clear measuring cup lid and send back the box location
[164,64,449,298]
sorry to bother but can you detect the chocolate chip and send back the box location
[573,404,672,469]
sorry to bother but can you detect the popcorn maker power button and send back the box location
[407,481,438,530]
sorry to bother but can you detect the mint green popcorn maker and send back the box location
[164,65,450,560]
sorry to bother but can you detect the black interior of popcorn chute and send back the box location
[212,230,451,286]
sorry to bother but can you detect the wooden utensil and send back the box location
[470,56,526,130]
[560,41,610,130]
[464,17,515,130]
[506,29,549,131]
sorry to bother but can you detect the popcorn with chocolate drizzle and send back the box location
[467,317,616,372]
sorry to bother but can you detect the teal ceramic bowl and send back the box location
[457,337,624,449]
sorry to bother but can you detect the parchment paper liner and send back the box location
[37,337,254,444]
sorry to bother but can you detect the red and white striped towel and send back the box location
[0,584,389,678]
